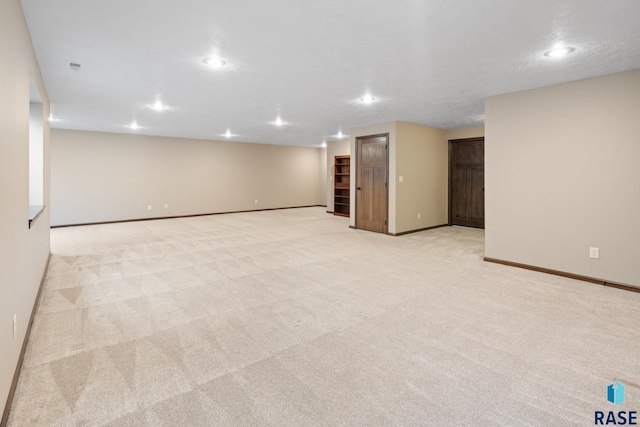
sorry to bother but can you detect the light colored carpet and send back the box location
[8,207,640,426]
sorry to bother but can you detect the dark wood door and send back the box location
[449,137,484,229]
[356,134,388,233]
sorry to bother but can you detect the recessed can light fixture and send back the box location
[274,117,284,126]
[48,114,57,122]
[336,131,347,138]
[203,57,226,67]
[224,129,232,138]
[129,122,140,130]
[544,47,576,58]
[150,100,167,111]
[359,94,376,104]
[321,142,327,148]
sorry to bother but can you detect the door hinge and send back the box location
[385,181,387,188]
[385,220,387,225]
[385,144,388,149]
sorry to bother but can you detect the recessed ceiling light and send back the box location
[224,129,232,138]
[129,122,140,130]
[321,142,327,148]
[359,94,376,104]
[48,114,57,122]
[336,131,348,138]
[274,117,284,126]
[544,47,576,58]
[150,100,167,111]
[203,57,226,67]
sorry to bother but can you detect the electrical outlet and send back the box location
[399,176,404,183]
[147,205,152,211]
[418,212,421,219]
[254,199,258,204]
[164,204,168,210]
[589,247,599,259]
[13,314,17,339]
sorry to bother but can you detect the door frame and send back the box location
[355,133,390,234]
[448,137,485,227]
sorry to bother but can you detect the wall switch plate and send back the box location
[147,205,152,211]
[254,199,258,204]
[590,247,599,259]
[399,176,404,183]
[418,212,421,219]
[164,204,168,210]
[13,314,17,339]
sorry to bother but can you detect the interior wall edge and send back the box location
[1,252,51,427]
[50,205,325,228]
[0,0,52,414]
[484,257,639,293]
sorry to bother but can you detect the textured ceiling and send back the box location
[21,0,640,147]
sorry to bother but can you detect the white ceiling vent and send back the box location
[66,60,82,72]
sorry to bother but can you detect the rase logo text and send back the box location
[595,382,637,425]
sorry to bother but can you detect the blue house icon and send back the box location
[608,382,625,406]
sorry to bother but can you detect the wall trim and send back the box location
[484,257,639,293]
[348,224,448,237]
[2,252,51,427]
[27,205,46,229]
[390,224,448,236]
[51,205,324,228]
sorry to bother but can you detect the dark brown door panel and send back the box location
[449,138,484,229]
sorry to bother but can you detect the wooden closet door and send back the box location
[449,137,484,229]
[356,134,388,233]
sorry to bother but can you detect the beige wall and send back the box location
[0,0,51,413]
[318,146,327,207]
[51,130,323,226]
[396,122,448,234]
[325,139,350,212]
[485,69,640,287]
[349,121,449,235]
[446,126,484,141]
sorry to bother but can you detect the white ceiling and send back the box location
[21,0,640,147]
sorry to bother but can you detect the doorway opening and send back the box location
[28,75,45,228]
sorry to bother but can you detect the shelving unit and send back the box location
[334,155,350,217]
